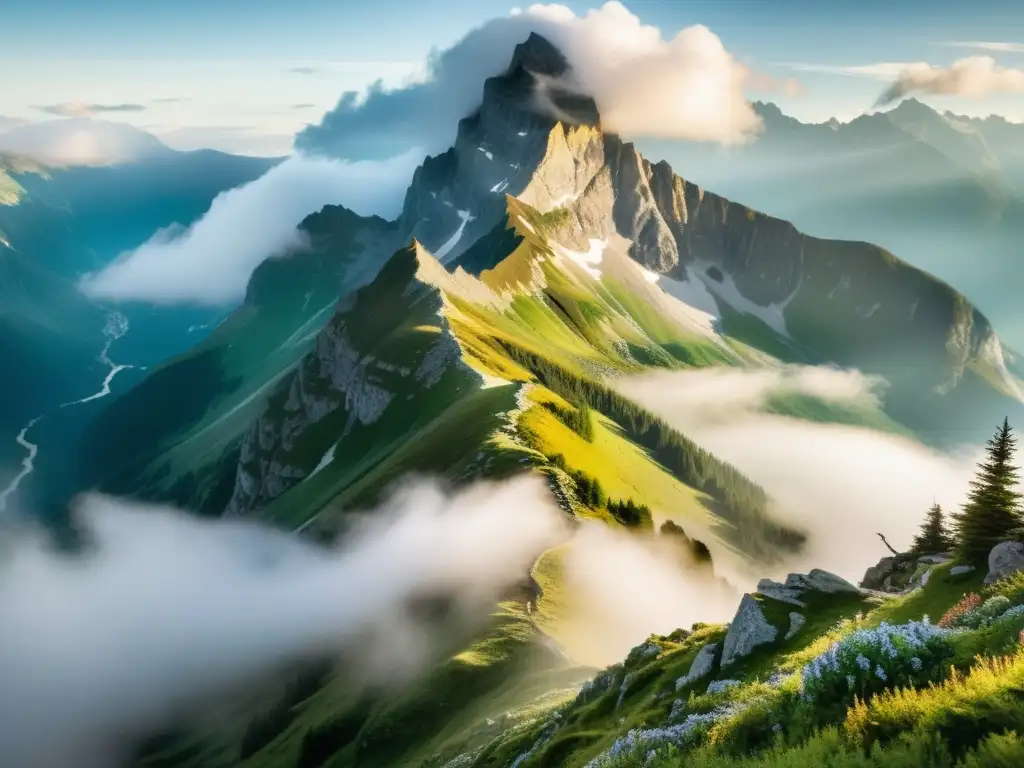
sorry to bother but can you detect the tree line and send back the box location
[500,341,806,556]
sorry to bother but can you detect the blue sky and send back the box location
[2,0,1023,155]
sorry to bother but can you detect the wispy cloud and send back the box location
[286,66,322,75]
[36,102,146,118]
[746,72,806,98]
[943,41,1024,54]
[781,62,911,81]
[291,103,317,110]
[151,97,189,104]
[875,56,1024,105]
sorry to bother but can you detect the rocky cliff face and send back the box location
[225,244,478,517]
[391,33,1009,419]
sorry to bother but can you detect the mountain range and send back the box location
[34,34,1021,766]
[641,98,1024,350]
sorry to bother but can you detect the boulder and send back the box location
[784,569,860,594]
[755,578,807,606]
[721,595,778,667]
[985,541,1024,584]
[950,565,975,576]
[784,612,806,640]
[860,556,899,590]
[675,643,718,691]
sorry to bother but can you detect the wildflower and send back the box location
[846,674,856,689]
[856,654,871,671]
[706,679,741,695]
[910,657,922,671]
[874,665,887,681]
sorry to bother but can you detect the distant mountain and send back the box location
[639,99,1024,349]
[81,34,1024,766]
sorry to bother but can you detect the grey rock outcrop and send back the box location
[785,569,860,594]
[721,595,778,667]
[225,246,475,517]
[675,643,718,691]
[986,541,1024,584]
[951,565,976,576]
[861,556,901,590]
[755,578,807,607]
[784,612,806,640]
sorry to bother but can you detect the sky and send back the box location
[2,0,1024,155]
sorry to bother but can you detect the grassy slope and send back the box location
[133,197,933,768]
[465,560,1012,768]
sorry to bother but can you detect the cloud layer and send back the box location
[296,1,766,159]
[0,477,567,768]
[876,56,1024,105]
[617,366,1013,584]
[80,149,422,305]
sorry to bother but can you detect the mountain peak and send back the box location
[885,97,940,122]
[506,32,572,78]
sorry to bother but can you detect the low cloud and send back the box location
[296,1,768,159]
[0,477,568,768]
[552,524,737,666]
[876,56,1024,105]
[80,149,422,305]
[0,118,167,165]
[36,102,146,118]
[616,366,1014,584]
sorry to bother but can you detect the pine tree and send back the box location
[953,418,1024,564]
[911,503,953,554]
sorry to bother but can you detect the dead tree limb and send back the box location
[877,533,900,556]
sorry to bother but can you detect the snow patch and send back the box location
[556,239,606,280]
[979,334,1024,402]
[490,178,510,194]
[477,147,494,161]
[517,131,528,137]
[549,190,581,209]
[827,275,850,299]
[859,303,882,319]
[518,218,536,235]
[642,267,722,339]
[435,209,475,261]
[692,263,797,338]
[309,441,338,478]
